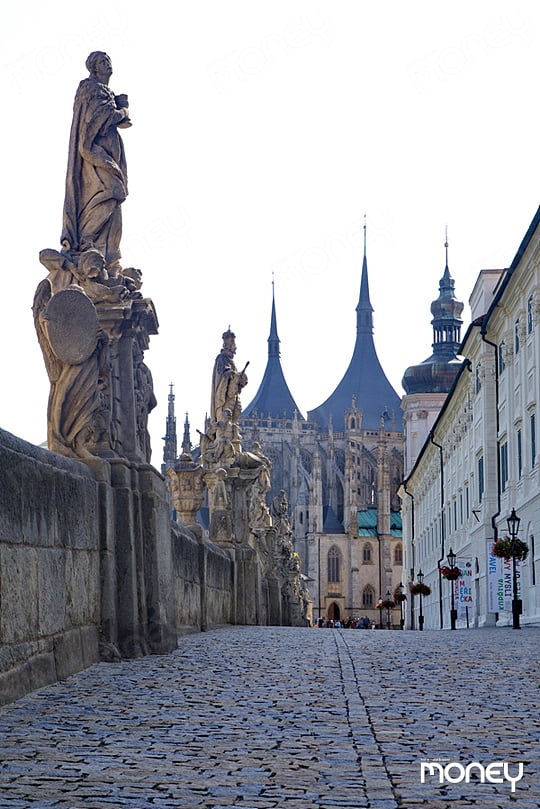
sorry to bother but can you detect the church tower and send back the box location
[242,282,303,423]
[308,224,402,432]
[401,236,464,474]
[240,223,405,626]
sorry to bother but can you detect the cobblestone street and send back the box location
[0,626,538,809]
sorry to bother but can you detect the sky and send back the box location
[2,1,540,465]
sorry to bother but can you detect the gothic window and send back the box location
[327,546,341,583]
[363,542,373,563]
[394,543,403,565]
[362,585,375,608]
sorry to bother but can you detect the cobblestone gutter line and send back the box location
[333,630,399,809]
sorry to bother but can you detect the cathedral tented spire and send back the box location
[308,221,402,432]
[268,279,280,359]
[356,217,374,334]
[241,283,304,421]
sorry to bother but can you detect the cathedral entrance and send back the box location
[327,602,340,622]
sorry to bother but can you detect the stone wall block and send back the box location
[139,466,176,652]
[0,545,39,644]
[37,548,67,636]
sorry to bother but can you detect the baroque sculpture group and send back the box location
[33,52,309,629]
[34,51,154,463]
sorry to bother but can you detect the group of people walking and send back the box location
[317,616,376,629]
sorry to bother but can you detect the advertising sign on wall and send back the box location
[487,541,521,612]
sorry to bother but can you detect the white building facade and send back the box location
[400,208,540,629]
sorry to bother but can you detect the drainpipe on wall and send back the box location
[480,330,501,543]
[430,433,445,629]
[403,482,415,630]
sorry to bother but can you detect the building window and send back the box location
[517,428,522,480]
[460,493,463,525]
[528,295,534,334]
[532,536,536,586]
[531,413,536,468]
[500,442,508,493]
[465,485,470,519]
[478,456,484,503]
[453,501,457,531]
[394,543,403,565]
[498,342,505,374]
[475,364,482,394]
[515,319,520,354]
[363,542,373,564]
[327,546,341,583]
[362,585,375,608]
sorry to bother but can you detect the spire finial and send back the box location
[445,225,449,269]
[363,213,367,257]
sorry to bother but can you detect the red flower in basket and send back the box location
[492,536,529,561]
[410,582,431,597]
[439,565,461,581]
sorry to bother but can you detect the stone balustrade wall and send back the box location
[0,428,234,705]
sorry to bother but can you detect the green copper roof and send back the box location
[357,507,402,537]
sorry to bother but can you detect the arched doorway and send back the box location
[327,602,340,621]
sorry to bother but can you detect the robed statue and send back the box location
[210,330,248,424]
[61,51,132,273]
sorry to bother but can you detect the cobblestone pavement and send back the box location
[0,626,539,809]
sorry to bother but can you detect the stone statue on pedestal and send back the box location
[210,330,248,424]
[61,51,131,273]
[35,54,157,464]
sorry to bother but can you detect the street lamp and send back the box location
[507,508,522,630]
[396,582,405,630]
[447,547,458,630]
[385,590,392,630]
[417,569,425,631]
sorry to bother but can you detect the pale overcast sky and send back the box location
[2,1,540,463]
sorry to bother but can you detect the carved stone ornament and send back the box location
[44,286,98,364]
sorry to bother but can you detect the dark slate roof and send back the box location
[322,505,344,534]
[242,290,304,420]
[308,253,403,432]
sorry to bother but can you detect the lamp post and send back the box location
[397,582,405,630]
[417,569,425,631]
[447,547,458,630]
[385,590,392,630]
[507,508,522,630]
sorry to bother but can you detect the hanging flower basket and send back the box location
[375,599,395,610]
[492,537,529,561]
[393,592,407,603]
[439,565,461,581]
[410,582,431,596]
